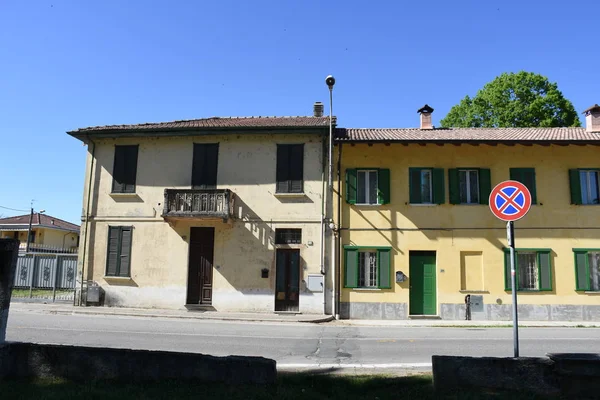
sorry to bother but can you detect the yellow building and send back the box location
[67,108,335,313]
[0,213,79,253]
[332,104,600,321]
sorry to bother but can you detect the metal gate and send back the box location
[12,253,77,302]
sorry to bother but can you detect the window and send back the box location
[276,144,304,193]
[192,143,219,189]
[106,226,133,277]
[28,231,36,243]
[573,249,600,291]
[448,168,491,205]
[569,169,600,205]
[503,249,552,291]
[510,168,537,204]
[344,247,391,289]
[112,145,139,193]
[275,229,302,244]
[345,169,390,205]
[409,168,444,204]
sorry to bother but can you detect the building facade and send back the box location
[0,213,79,253]
[69,114,334,313]
[333,105,600,321]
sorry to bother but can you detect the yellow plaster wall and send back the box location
[335,143,600,310]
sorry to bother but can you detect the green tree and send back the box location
[440,71,581,128]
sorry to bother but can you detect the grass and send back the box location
[11,289,73,298]
[0,373,558,400]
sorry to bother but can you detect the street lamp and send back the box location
[25,207,45,253]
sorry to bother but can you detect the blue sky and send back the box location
[1,0,598,224]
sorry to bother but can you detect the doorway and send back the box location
[187,227,215,305]
[409,251,437,315]
[275,249,300,312]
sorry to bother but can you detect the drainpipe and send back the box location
[79,136,96,306]
[62,231,71,249]
[335,143,343,320]
[319,135,326,276]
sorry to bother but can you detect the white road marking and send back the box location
[8,326,599,341]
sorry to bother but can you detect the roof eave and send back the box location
[334,139,600,146]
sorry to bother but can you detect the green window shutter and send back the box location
[346,169,357,204]
[569,169,582,205]
[448,168,460,205]
[504,249,513,291]
[106,227,120,276]
[377,169,391,205]
[344,248,358,288]
[409,168,422,204]
[510,168,537,204]
[538,251,552,291]
[432,168,445,204]
[478,168,492,205]
[574,251,589,291]
[377,249,391,289]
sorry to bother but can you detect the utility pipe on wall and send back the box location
[79,137,96,307]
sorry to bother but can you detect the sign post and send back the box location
[489,180,532,358]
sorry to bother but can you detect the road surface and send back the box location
[6,312,598,370]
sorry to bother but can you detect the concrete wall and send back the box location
[79,133,332,313]
[335,143,600,320]
[0,342,276,384]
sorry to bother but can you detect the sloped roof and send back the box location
[68,116,333,135]
[335,127,600,143]
[0,214,80,233]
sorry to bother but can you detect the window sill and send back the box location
[410,203,438,207]
[104,276,133,282]
[354,204,382,207]
[584,291,600,294]
[274,192,307,198]
[459,290,489,294]
[109,193,140,199]
[351,288,382,291]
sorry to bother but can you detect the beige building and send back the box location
[0,213,79,253]
[68,110,335,313]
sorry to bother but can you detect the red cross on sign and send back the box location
[489,180,532,222]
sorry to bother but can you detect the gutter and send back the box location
[79,136,96,306]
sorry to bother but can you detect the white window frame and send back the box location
[459,169,479,204]
[420,169,433,204]
[356,169,379,205]
[517,251,538,291]
[580,170,600,205]
[358,251,378,288]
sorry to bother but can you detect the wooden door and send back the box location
[187,227,215,305]
[275,249,300,312]
[409,251,437,315]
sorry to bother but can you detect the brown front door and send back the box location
[187,227,215,305]
[275,249,300,312]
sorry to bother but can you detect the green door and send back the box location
[409,251,437,315]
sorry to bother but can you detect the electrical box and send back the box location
[306,274,324,292]
[470,295,484,312]
[87,286,101,303]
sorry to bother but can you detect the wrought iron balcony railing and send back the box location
[162,189,234,220]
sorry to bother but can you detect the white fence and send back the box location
[12,253,78,302]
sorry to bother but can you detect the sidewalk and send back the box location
[8,302,600,327]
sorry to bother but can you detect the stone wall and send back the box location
[0,342,276,384]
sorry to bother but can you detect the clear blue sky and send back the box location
[1,0,598,224]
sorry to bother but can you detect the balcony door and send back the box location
[192,143,219,189]
[187,227,215,305]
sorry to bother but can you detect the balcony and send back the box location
[162,189,234,222]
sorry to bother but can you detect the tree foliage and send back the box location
[440,71,581,128]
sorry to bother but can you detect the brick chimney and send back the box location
[417,104,434,130]
[313,102,324,117]
[584,104,600,132]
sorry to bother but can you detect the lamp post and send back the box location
[25,206,45,253]
[325,75,337,319]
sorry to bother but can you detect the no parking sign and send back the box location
[489,180,532,222]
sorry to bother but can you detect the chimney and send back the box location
[417,104,434,130]
[584,104,600,132]
[313,102,324,117]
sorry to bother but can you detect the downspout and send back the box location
[78,136,96,306]
[62,231,70,249]
[319,134,326,275]
[335,142,342,319]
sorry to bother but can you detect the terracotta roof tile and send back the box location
[335,127,600,143]
[0,214,79,232]
[70,116,333,134]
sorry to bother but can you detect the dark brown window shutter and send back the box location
[289,144,304,193]
[276,145,291,193]
[106,227,120,276]
[192,144,219,189]
[119,227,132,277]
[112,145,138,193]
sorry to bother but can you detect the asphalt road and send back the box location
[6,312,599,369]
